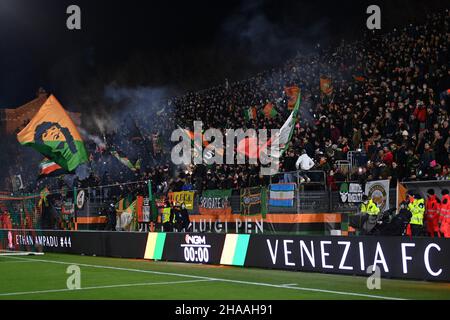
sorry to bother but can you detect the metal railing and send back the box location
[347,150,368,172]
[5,178,450,231]
[335,160,351,179]
[269,170,327,191]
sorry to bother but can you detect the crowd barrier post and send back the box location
[296,175,300,214]
[73,186,78,231]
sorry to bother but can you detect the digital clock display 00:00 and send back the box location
[183,246,210,263]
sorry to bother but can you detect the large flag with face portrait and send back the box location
[17,95,88,172]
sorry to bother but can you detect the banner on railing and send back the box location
[168,191,195,210]
[339,182,363,203]
[142,197,151,222]
[269,183,295,207]
[137,196,144,222]
[365,180,390,211]
[199,189,232,215]
[240,187,268,216]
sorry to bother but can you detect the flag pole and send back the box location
[148,179,155,232]
[73,186,78,231]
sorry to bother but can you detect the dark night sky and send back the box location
[0,0,447,110]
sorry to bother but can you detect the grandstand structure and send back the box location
[0,7,450,303]
[0,11,449,235]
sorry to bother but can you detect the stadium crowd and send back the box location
[173,10,449,191]
[2,11,449,197]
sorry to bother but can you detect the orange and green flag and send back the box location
[396,182,408,213]
[284,86,300,110]
[17,94,88,172]
[320,76,333,96]
[244,106,257,121]
[262,102,278,119]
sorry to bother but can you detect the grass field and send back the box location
[0,253,449,300]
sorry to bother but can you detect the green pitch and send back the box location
[0,253,449,300]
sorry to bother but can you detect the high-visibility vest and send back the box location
[162,207,172,223]
[409,198,425,226]
[361,199,380,216]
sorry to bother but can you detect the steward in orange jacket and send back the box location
[425,189,441,237]
[440,189,450,238]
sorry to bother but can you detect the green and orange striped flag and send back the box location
[262,102,278,119]
[17,95,88,172]
[244,106,257,121]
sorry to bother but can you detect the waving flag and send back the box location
[39,158,66,177]
[17,95,88,172]
[284,86,300,110]
[244,106,257,121]
[177,126,224,159]
[320,76,333,96]
[353,75,366,82]
[262,102,277,119]
[111,150,141,171]
[270,88,301,158]
[237,89,301,161]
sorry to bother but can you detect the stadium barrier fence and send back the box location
[2,178,450,236]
